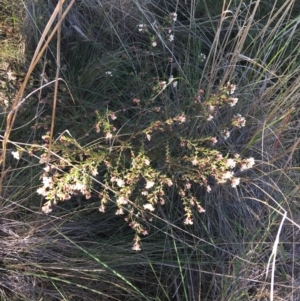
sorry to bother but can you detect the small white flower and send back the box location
[43,165,51,173]
[228,97,238,107]
[221,129,230,139]
[42,176,53,188]
[117,196,128,205]
[240,157,255,171]
[231,177,240,188]
[165,179,173,187]
[138,24,147,32]
[207,115,214,121]
[178,115,186,123]
[37,187,47,196]
[115,208,124,215]
[143,203,155,211]
[7,70,17,81]
[199,53,206,62]
[110,113,117,120]
[226,82,236,94]
[168,34,174,42]
[192,158,198,166]
[11,151,20,160]
[245,157,255,168]
[91,168,98,176]
[105,71,112,77]
[226,158,236,169]
[99,204,105,212]
[232,114,246,128]
[170,12,177,22]
[206,185,212,193]
[222,171,234,180]
[210,137,218,145]
[105,132,113,139]
[116,178,125,187]
[152,40,157,47]
[42,201,52,214]
[159,81,167,89]
[145,180,155,189]
[197,205,205,213]
[184,217,193,225]
[185,182,191,189]
[132,242,141,251]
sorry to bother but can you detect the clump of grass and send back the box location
[2,0,300,300]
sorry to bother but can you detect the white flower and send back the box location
[222,171,234,180]
[226,158,236,169]
[138,24,147,32]
[170,12,177,22]
[143,203,155,211]
[197,205,205,213]
[91,168,98,176]
[240,157,255,171]
[43,165,51,173]
[168,34,174,42]
[245,157,255,168]
[206,185,212,193]
[99,205,105,212]
[73,182,85,191]
[232,114,246,128]
[37,187,47,196]
[184,217,193,225]
[132,242,141,251]
[117,196,128,205]
[7,70,16,81]
[221,129,230,139]
[115,208,124,215]
[192,158,198,166]
[159,81,167,89]
[165,179,173,187]
[231,177,240,188]
[144,158,150,166]
[145,180,155,189]
[11,151,20,160]
[178,114,186,123]
[116,178,125,187]
[199,53,206,62]
[228,97,238,107]
[185,182,191,189]
[152,40,157,47]
[226,82,236,94]
[42,202,52,214]
[105,132,113,139]
[105,71,112,77]
[42,176,53,188]
[207,115,214,121]
[210,137,218,145]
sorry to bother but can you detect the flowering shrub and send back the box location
[24,12,256,251]
[28,78,254,251]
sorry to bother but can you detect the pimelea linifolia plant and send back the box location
[12,11,255,251]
